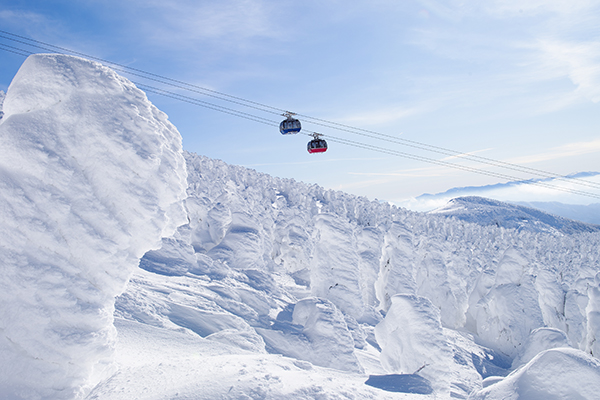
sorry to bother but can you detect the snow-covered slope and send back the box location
[2,55,600,399]
[104,153,600,399]
[429,196,600,234]
[0,54,187,399]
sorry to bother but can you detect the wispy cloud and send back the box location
[407,0,600,115]
[480,0,597,17]
[336,105,423,126]
[127,0,285,48]
[440,148,494,162]
[398,172,600,211]
[535,39,600,103]
[507,138,600,165]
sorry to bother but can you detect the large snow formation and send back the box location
[0,54,187,399]
[2,54,600,399]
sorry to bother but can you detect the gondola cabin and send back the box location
[307,134,327,154]
[279,113,302,135]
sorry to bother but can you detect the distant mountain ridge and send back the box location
[417,171,600,200]
[411,172,600,225]
[429,196,600,235]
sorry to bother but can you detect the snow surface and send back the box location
[469,348,600,399]
[0,90,5,120]
[0,54,187,399]
[2,54,600,399]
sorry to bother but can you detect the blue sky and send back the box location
[1,0,599,208]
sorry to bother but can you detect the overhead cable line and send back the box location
[296,114,600,190]
[5,30,597,191]
[323,136,600,200]
[136,84,280,128]
[136,85,600,200]
[0,42,33,57]
[1,31,599,196]
[1,29,598,190]
[0,30,285,117]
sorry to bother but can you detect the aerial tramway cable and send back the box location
[1,30,599,199]
[136,85,600,200]
[4,29,597,191]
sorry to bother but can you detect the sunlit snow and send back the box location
[1,54,600,399]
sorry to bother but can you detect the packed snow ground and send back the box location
[1,54,600,399]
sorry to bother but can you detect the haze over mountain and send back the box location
[1,54,600,400]
[429,196,600,235]
[403,174,600,226]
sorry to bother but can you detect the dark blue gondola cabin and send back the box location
[280,116,302,135]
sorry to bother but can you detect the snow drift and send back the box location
[469,347,600,399]
[0,54,187,399]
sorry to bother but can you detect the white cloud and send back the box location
[480,0,597,17]
[535,39,600,103]
[398,172,600,212]
[507,138,600,165]
[337,105,422,126]
[113,0,286,51]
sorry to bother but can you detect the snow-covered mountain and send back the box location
[405,173,600,226]
[429,196,600,235]
[2,55,600,400]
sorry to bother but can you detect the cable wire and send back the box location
[1,31,599,199]
[2,29,598,188]
[137,85,600,200]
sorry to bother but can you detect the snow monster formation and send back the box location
[108,152,600,398]
[0,54,187,399]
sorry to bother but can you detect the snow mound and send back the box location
[0,54,187,399]
[587,272,600,358]
[467,248,545,358]
[512,327,571,368]
[468,348,600,400]
[430,196,600,234]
